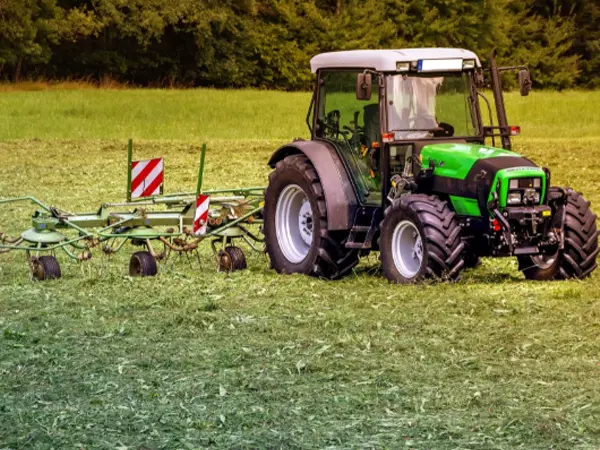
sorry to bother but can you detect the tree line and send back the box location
[0,0,598,90]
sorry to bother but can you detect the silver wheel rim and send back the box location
[275,184,313,263]
[531,253,557,269]
[391,220,423,278]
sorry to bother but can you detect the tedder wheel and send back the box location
[519,188,599,280]
[218,246,248,272]
[379,194,465,283]
[129,251,158,277]
[264,154,359,279]
[31,255,62,281]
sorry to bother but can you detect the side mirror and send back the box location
[518,69,532,96]
[356,73,372,100]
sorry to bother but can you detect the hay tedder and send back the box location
[0,140,265,280]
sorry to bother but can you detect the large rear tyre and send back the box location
[31,255,62,281]
[264,154,359,279]
[519,188,599,280]
[380,194,465,283]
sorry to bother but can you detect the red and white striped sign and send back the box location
[130,158,164,199]
[194,194,210,235]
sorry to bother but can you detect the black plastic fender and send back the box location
[268,139,358,230]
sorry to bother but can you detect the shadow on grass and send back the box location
[463,270,524,284]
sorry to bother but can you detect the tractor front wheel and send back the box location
[379,194,465,283]
[519,188,599,280]
[264,154,359,279]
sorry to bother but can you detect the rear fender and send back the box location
[268,140,358,230]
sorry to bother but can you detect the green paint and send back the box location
[197,143,207,195]
[449,196,481,216]
[126,138,133,202]
[489,166,547,208]
[421,142,521,180]
[20,228,66,244]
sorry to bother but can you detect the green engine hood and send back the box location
[420,142,527,180]
[418,142,546,216]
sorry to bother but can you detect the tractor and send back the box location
[263,48,599,283]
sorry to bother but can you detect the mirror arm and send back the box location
[497,65,529,72]
[477,91,496,148]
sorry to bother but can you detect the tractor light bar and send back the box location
[417,59,463,72]
[396,62,410,72]
[509,179,519,189]
[462,59,476,70]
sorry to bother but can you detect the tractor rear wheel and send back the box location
[379,194,465,283]
[264,154,359,279]
[519,188,599,280]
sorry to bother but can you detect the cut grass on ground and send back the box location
[0,89,600,449]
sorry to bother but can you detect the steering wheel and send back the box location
[432,122,454,137]
[320,110,353,141]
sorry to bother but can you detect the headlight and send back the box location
[523,188,540,204]
[507,192,522,205]
[462,59,476,70]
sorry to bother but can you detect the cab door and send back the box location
[315,70,382,206]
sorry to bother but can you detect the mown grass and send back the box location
[0,89,600,449]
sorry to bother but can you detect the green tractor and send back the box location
[263,48,599,283]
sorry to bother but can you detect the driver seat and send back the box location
[363,104,380,147]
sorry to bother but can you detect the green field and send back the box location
[1,88,600,449]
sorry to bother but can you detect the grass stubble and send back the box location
[0,88,599,449]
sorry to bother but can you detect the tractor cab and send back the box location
[310,49,496,206]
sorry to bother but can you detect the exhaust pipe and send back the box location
[489,50,512,151]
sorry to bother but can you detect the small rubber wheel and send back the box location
[31,256,62,281]
[218,246,247,272]
[129,251,158,277]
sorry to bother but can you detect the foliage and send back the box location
[0,0,597,89]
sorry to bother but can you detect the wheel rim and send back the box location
[391,220,423,278]
[275,184,314,263]
[130,255,142,276]
[31,258,44,281]
[531,252,557,269]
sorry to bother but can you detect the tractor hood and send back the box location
[419,142,536,180]
[418,142,545,215]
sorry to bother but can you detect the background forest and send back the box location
[0,0,598,90]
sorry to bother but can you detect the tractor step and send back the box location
[514,246,539,255]
[345,208,381,250]
[345,242,372,249]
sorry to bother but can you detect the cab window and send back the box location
[317,70,382,204]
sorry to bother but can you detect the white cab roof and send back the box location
[310,48,481,73]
